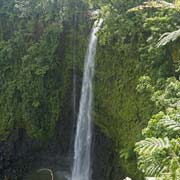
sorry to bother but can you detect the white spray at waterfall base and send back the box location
[71,19,103,180]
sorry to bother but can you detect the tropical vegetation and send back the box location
[0,0,180,179]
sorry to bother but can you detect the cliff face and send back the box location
[1,1,180,180]
[91,1,180,179]
[0,1,119,179]
[0,1,90,179]
[94,41,154,180]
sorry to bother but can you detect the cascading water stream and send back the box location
[71,19,103,180]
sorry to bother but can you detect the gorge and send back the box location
[0,0,180,180]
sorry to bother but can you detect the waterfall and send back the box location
[71,19,103,180]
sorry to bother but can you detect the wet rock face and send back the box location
[0,142,13,179]
[0,129,39,180]
[0,125,121,180]
[0,117,73,180]
[92,127,123,180]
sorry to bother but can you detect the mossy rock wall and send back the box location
[94,41,154,179]
[93,3,180,178]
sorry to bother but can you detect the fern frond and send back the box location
[138,154,167,176]
[146,164,166,176]
[135,137,170,155]
[161,116,180,132]
[157,28,180,47]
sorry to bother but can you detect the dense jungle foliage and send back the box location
[1,0,180,180]
[0,0,90,140]
[93,0,180,179]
